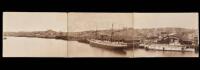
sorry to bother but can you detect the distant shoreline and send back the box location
[3,27,198,44]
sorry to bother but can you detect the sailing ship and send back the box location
[88,24,129,49]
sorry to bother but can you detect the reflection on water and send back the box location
[67,41,133,57]
[96,48,127,55]
[3,37,68,57]
[3,37,198,57]
[3,37,132,57]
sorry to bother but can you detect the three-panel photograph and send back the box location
[3,12,199,58]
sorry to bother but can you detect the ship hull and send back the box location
[88,39,129,49]
[144,44,195,52]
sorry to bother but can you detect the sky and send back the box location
[134,13,198,29]
[3,12,198,32]
[67,12,133,32]
[3,12,68,32]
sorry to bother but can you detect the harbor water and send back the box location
[3,37,198,57]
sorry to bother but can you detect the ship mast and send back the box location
[95,25,98,39]
[111,23,114,42]
[132,13,134,58]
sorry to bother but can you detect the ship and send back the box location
[139,32,196,52]
[143,44,195,52]
[88,24,129,49]
[89,39,128,49]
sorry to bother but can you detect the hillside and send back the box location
[3,27,198,41]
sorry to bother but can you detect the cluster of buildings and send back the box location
[137,31,198,47]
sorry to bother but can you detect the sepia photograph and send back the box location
[67,13,134,57]
[133,13,199,57]
[3,12,68,57]
[2,12,199,57]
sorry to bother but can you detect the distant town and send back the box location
[3,27,198,45]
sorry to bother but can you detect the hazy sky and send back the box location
[3,12,198,32]
[68,13,133,32]
[134,13,198,29]
[3,12,68,32]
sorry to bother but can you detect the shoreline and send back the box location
[4,36,199,54]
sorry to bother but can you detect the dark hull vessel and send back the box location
[89,39,129,49]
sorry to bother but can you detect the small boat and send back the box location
[3,37,7,40]
[78,39,90,44]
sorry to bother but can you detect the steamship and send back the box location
[88,24,129,49]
